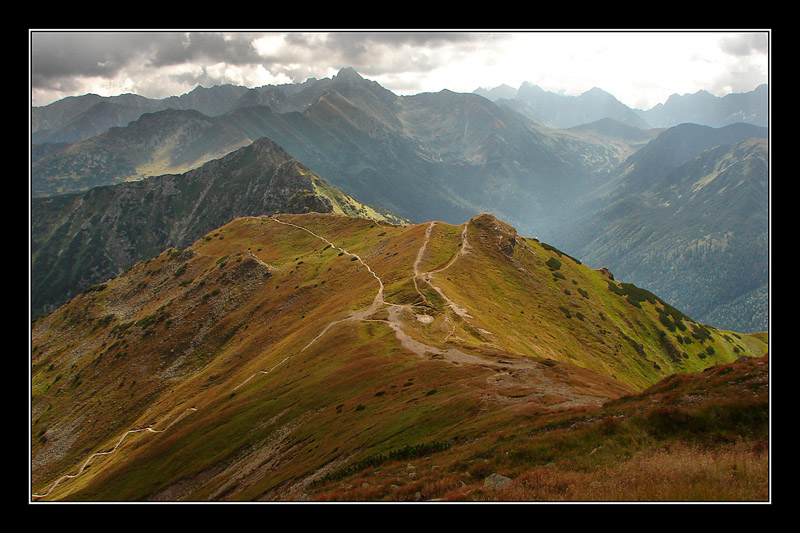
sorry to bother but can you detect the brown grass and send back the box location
[480,440,769,502]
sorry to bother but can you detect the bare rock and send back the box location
[483,473,512,490]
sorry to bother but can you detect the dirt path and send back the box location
[269,216,385,317]
[411,222,435,307]
[32,408,197,499]
[416,222,473,320]
[32,215,602,500]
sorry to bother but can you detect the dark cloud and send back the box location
[145,32,264,68]
[322,31,499,71]
[322,31,483,50]
[31,31,501,91]
[31,31,266,90]
[31,32,147,88]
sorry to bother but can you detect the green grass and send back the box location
[31,213,768,502]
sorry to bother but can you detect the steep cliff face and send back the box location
[31,138,390,319]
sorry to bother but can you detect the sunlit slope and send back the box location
[31,212,767,501]
[417,213,767,389]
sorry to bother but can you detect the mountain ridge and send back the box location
[33,69,768,145]
[31,137,400,319]
[31,210,767,501]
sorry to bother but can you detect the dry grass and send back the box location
[482,440,769,502]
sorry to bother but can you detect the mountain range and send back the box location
[31,68,769,333]
[31,137,400,319]
[475,82,768,130]
[29,67,771,501]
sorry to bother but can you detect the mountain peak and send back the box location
[333,67,365,83]
[581,87,617,101]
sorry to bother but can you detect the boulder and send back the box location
[483,473,512,490]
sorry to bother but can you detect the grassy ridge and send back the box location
[30,212,768,501]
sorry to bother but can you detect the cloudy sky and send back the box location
[29,30,770,110]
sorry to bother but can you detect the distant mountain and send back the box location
[31,86,253,144]
[475,83,768,130]
[636,84,768,128]
[34,75,768,147]
[473,83,518,101]
[31,68,398,145]
[567,118,658,146]
[31,210,768,501]
[32,69,634,240]
[553,123,769,332]
[31,137,400,319]
[499,83,652,130]
[32,108,257,197]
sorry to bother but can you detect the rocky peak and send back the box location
[333,67,365,85]
[469,212,521,256]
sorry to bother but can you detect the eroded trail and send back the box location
[32,408,197,499]
[270,215,385,315]
[230,215,392,392]
[414,222,474,320]
[411,222,435,307]
[266,217,462,361]
[32,215,603,500]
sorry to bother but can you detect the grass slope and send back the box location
[30,212,768,501]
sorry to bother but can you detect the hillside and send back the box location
[31,212,767,501]
[31,108,257,197]
[31,137,400,319]
[554,125,769,332]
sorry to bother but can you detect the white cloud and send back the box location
[30,30,769,109]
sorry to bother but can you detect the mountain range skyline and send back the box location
[32,67,769,115]
[30,67,769,334]
[29,31,770,110]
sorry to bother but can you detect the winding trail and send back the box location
[415,221,474,320]
[269,215,385,316]
[32,214,603,500]
[265,216,480,364]
[229,215,391,392]
[32,408,197,499]
[411,222,435,307]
